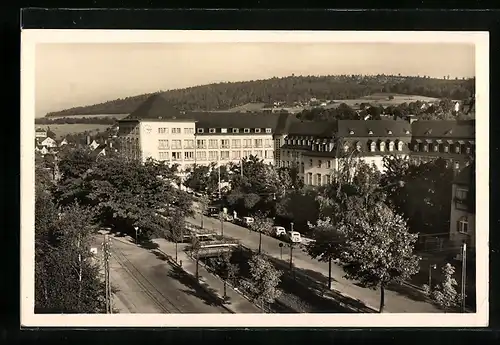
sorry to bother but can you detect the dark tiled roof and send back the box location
[125,94,181,120]
[337,120,412,138]
[187,112,283,130]
[287,121,338,137]
[411,120,475,139]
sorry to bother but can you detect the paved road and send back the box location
[190,213,441,313]
[92,234,229,313]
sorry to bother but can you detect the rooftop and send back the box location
[337,120,412,138]
[411,120,475,138]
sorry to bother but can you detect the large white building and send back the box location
[117,94,297,172]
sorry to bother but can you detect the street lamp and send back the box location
[134,226,139,244]
[428,264,437,291]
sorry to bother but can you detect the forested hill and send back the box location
[45,75,475,117]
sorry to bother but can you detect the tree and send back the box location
[198,194,210,229]
[250,212,274,254]
[241,254,283,310]
[424,263,461,312]
[165,208,185,262]
[209,251,240,300]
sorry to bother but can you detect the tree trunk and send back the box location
[379,284,385,313]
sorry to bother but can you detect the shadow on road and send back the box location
[167,266,225,308]
[138,240,159,250]
[151,249,169,262]
[387,283,430,303]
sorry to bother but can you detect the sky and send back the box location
[35,42,475,117]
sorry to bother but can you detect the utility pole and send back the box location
[461,241,467,313]
[328,257,332,290]
[102,234,112,314]
[241,158,243,177]
[218,161,221,200]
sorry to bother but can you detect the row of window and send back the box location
[157,127,194,135]
[411,156,468,170]
[157,138,273,150]
[412,142,472,154]
[346,140,405,153]
[197,127,273,134]
[305,172,331,186]
[158,150,274,161]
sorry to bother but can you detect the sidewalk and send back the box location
[152,238,262,314]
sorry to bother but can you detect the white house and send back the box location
[40,137,57,148]
[89,140,100,150]
[59,138,68,147]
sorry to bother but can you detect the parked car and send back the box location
[273,226,287,238]
[241,217,255,227]
[287,231,302,244]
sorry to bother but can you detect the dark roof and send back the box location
[287,121,338,137]
[187,112,283,129]
[411,120,475,139]
[274,113,300,135]
[125,94,181,120]
[337,120,412,137]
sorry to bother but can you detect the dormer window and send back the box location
[455,144,461,154]
[368,130,373,135]
[425,129,432,135]
[413,143,419,151]
[380,141,385,152]
[405,129,410,135]
[370,142,376,152]
[343,143,349,152]
[255,128,261,133]
[244,128,250,133]
[397,141,404,151]
[387,130,393,135]
[349,130,355,135]
[197,128,204,134]
[232,128,239,133]
[445,129,453,135]
[466,146,471,154]
[433,144,439,152]
[356,142,362,152]
[444,144,449,153]
[209,128,216,133]
[388,141,394,151]
[221,128,228,134]
[265,128,272,133]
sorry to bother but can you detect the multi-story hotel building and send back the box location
[280,120,412,186]
[117,94,297,172]
[410,120,475,171]
[449,163,475,250]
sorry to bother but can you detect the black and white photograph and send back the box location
[21,30,489,327]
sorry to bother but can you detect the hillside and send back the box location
[45,75,475,117]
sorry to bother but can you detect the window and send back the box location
[349,130,355,135]
[197,128,204,134]
[159,151,169,160]
[171,140,181,149]
[255,128,261,133]
[300,162,305,173]
[232,128,239,133]
[309,159,313,167]
[208,151,219,160]
[380,142,385,152]
[209,128,216,133]
[457,216,469,234]
[317,160,322,168]
[184,151,194,161]
[444,145,449,153]
[158,127,168,134]
[171,152,182,161]
[265,139,272,148]
[316,174,322,186]
[266,128,272,133]
[324,175,331,185]
[220,151,230,160]
[196,151,207,161]
[356,142,362,152]
[254,150,263,158]
[455,145,461,154]
[388,141,394,151]
[184,128,194,135]
[184,139,195,149]
[254,139,263,148]
[371,142,377,152]
[243,139,252,148]
[398,141,404,151]
[387,130,393,135]
[158,139,169,149]
[231,139,241,148]
[456,188,468,200]
[307,173,313,185]
[454,161,460,170]
[368,130,373,135]
[413,143,419,151]
[243,150,252,157]
[197,139,206,149]
[221,128,228,134]
[232,150,241,159]
[466,146,471,154]
[327,160,331,169]
[221,139,230,149]
[244,128,250,133]
[433,144,439,152]
[265,150,273,159]
[208,139,218,149]
[172,128,181,134]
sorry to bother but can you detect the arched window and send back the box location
[388,141,394,152]
[370,141,376,152]
[379,141,385,152]
[397,141,404,151]
[457,216,468,234]
[356,141,362,151]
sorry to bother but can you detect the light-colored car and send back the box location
[287,231,302,243]
[242,217,254,227]
[273,226,287,237]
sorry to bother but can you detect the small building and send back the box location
[40,137,57,148]
[449,164,475,252]
[35,128,47,139]
[91,144,107,159]
[89,139,100,150]
[59,138,68,147]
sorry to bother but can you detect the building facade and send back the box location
[449,164,475,250]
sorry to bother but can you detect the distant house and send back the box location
[449,164,475,254]
[91,144,106,158]
[59,138,68,147]
[35,128,47,139]
[39,146,48,155]
[89,140,100,150]
[40,137,57,148]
